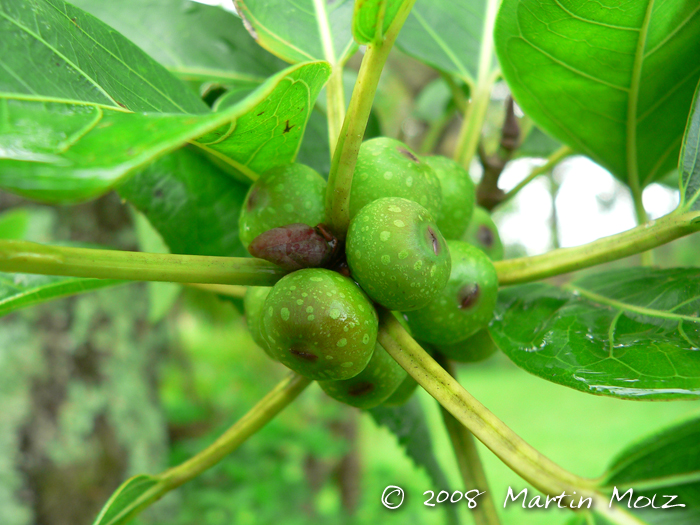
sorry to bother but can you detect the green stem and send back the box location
[440,72,468,114]
[419,109,454,154]
[495,210,700,286]
[630,183,654,265]
[162,373,311,487]
[378,310,597,498]
[497,146,573,208]
[452,0,500,170]
[453,80,494,170]
[0,240,286,286]
[187,283,249,298]
[437,358,501,525]
[325,1,416,238]
[98,373,311,525]
[379,314,650,525]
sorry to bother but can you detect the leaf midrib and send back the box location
[626,0,655,192]
[565,283,700,324]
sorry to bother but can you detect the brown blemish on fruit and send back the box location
[348,382,374,396]
[427,226,440,255]
[290,345,318,362]
[477,225,494,248]
[247,186,261,212]
[458,284,480,309]
[397,146,419,163]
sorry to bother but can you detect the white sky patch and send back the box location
[643,183,680,219]
[190,0,238,14]
[492,156,682,255]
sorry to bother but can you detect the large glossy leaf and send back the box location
[490,268,700,400]
[119,147,249,257]
[495,1,700,187]
[70,0,285,86]
[516,124,563,160]
[0,0,206,113]
[234,0,356,66]
[680,79,700,213]
[396,0,500,86]
[0,61,331,202]
[601,414,700,525]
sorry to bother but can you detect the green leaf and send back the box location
[495,1,700,187]
[369,398,460,525]
[396,0,500,86]
[235,0,356,66]
[601,414,700,525]
[352,0,404,45]
[92,474,161,525]
[0,61,331,202]
[516,124,563,160]
[0,0,206,113]
[119,147,249,257]
[296,110,331,176]
[680,79,700,212]
[0,272,122,318]
[490,268,700,400]
[70,0,286,87]
[413,78,452,123]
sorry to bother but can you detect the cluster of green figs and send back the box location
[242,137,503,409]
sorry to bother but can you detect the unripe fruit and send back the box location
[346,197,451,311]
[462,206,504,261]
[404,240,498,345]
[239,163,326,249]
[349,137,442,220]
[262,269,377,380]
[381,375,418,406]
[244,286,274,358]
[319,342,407,409]
[422,155,475,240]
[432,329,499,363]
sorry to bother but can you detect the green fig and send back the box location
[462,206,504,261]
[319,342,407,409]
[381,374,419,407]
[422,155,475,240]
[262,269,378,380]
[404,240,498,345]
[239,163,326,249]
[346,197,451,311]
[432,329,499,363]
[349,137,442,220]
[244,286,274,357]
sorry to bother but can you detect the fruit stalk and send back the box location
[325,0,417,238]
[497,145,573,208]
[495,209,700,286]
[438,358,502,525]
[95,373,311,525]
[0,240,286,286]
[377,309,597,497]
